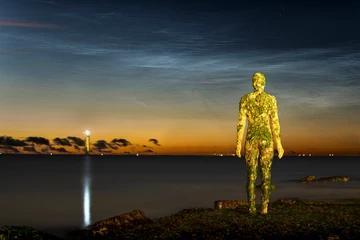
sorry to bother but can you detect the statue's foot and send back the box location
[249,210,257,215]
[249,205,256,215]
[261,203,268,214]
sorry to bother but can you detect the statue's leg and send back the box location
[245,141,259,214]
[259,142,274,214]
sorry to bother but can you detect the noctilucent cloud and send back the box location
[1,0,359,155]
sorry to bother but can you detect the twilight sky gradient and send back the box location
[0,0,359,155]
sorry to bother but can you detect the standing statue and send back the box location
[236,72,284,214]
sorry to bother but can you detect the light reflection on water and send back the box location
[82,156,91,228]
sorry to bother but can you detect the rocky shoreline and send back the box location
[2,198,360,240]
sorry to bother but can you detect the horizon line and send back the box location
[1,153,359,157]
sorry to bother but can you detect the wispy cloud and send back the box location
[6,146,20,153]
[50,146,68,153]
[149,139,161,146]
[40,0,58,4]
[1,4,358,132]
[93,140,117,152]
[56,12,102,25]
[53,137,72,146]
[67,136,85,146]
[23,146,38,153]
[0,136,27,147]
[0,49,29,54]
[0,20,61,29]
[111,138,132,147]
[25,137,50,145]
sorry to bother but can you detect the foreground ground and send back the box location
[2,198,360,240]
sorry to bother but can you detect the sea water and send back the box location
[1,155,359,237]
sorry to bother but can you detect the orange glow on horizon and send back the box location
[1,116,359,156]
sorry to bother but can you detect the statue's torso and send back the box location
[241,91,275,146]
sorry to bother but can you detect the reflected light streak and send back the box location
[83,156,91,228]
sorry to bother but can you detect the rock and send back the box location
[0,226,59,240]
[316,176,349,183]
[299,175,316,183]
[176,208,214,215]
[85,210,152,237]
[256,183,276,191]
[273,199,299,205]
[273,198,324,205]
[298,175,349,183]
[214,200,248,209]
[273,198,338,205]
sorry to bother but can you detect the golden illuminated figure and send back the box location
[236,72,284,214]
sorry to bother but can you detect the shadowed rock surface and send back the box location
[68,198,360,239]
[84,210,152,237]
[272,198,333,205]
[4,198,360,239]
[214,184,275,210]
[299,175,316,182]
[299,175,349,183]
[0,226,59,240]
[273,197,360,206]
[317,176,350,182]
[214,200,248,209]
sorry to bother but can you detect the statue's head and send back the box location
[252,72,266,92]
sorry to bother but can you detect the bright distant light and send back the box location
[84,130,91,136]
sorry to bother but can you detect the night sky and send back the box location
[0,0,359,155]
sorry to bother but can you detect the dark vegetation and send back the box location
[2,198,360,239]
[72,198,360,240]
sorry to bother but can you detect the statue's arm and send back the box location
[236,97,247,156]
[270,96,284,157]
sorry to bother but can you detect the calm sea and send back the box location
[1,155,360,238]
